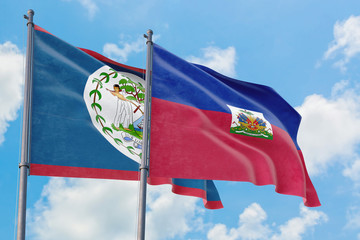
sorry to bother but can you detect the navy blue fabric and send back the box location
[153,44,302,149]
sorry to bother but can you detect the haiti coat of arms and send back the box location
[227,104,273,140]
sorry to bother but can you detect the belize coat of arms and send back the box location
[227,104,273,140]
[84,66,145,163]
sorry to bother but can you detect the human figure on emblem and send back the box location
[106,84,133,131]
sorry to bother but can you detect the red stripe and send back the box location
[30,163,224,209]
[79,48,145,74]
[171,184,223,209]
[149,177,223,209]
[34,25,54,36]
[204,200,224,209]
[30,164,139,180]
[150,98,320,207]
[34,25,145,74]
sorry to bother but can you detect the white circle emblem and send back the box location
[83,65,145,163]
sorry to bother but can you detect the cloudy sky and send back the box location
[1,1,360,239]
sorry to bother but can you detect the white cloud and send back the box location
[207,203,327,240]
[0,41,24,145]
[323,15,360,71]
[270,206,328,240]
[208,203,270,240]
[146,184,202,239]
[345,206,360,230]
[237,203,271,240]
[296,80,360,176]
[79,0,98,19]
[28,178,201,240]
[343,159,360,184]
[208,224,239,240]
[187,46,237,77]
[28,178,139,240]
[103,37,146,63]
[62,0,98,19]
[331,79,350,96]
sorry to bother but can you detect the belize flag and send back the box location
[29,25,223,209]
[149,44,320,207]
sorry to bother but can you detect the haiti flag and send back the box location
[149,44,320,207]
[29,25,223,209]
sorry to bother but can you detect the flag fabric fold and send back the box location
[149,44,320,207]
[29,25,223,209]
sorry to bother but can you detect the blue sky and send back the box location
[1,0,360,239]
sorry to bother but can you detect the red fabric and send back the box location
[149,98,320,207]
[79,48,145,73]
[30,163,224,209]
[30,164,139,180]
[148,177,223,209]
[34,25,54,35]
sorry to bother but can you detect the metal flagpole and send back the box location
[17,9,34,240]
[137,29,153,240]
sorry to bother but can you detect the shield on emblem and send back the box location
[227,104,273,140]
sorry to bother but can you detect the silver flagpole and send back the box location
[17,9,34,240]
[137,29,153,240]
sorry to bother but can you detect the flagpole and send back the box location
[137,29,153,240]
[17,9,34,240]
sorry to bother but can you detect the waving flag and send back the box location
[29,26,222,209]
[149,44,320,207]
